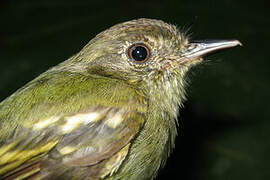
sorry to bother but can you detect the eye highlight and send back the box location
[127,43,151,63]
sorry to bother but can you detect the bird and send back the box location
[0,18,241,180]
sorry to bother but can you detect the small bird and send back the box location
[0,18,241,180]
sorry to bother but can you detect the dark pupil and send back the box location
[131,46,148,61]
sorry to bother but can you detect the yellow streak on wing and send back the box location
[105,113,123,129]
[58,146,77,155]
[0,139,59,175]
[33,116,60,130]
[0,138,22,159]
[13,166,40,180]
[59,112,101,134]
[101,143,130,178]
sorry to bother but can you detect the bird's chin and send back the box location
[155,58,202,77]
[178,57,203,67]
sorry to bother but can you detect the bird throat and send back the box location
[128,70,187,179]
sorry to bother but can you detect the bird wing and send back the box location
[0,72,146,179]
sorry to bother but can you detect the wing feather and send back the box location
[0,73,146,179]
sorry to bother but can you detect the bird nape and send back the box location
[0,18,241,180]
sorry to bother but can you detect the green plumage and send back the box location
[0,18,240,180]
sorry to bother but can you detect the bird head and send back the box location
[63,18,241,103]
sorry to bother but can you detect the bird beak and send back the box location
[180,39,242,64]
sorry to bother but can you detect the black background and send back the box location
[0,0,269,179]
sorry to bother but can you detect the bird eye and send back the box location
[127,43,151,63]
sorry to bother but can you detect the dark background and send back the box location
[0,0,269,179]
